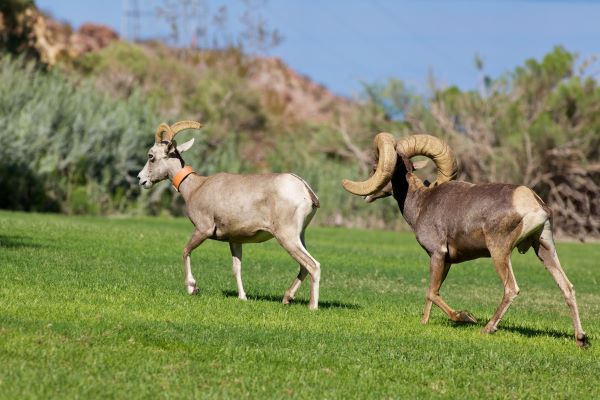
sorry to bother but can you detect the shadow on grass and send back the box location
[0,235,43,249]
[500,324,574,340]
[221,290,361,310]
[441,316,574,341]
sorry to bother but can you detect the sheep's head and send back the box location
[137,121,202,189]
[342,133,457,200]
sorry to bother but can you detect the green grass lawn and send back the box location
[1,210,599,399]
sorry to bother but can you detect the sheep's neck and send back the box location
[167,163,208,204]
[178,174,208,204]
[392,172,424,230]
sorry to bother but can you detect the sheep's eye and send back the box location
[148,154,154,162]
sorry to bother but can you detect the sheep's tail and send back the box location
[290,173,320,208]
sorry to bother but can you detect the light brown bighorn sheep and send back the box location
[342,133,588,347]
[137,121,321,309]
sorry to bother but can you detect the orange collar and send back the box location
[172,166,195,192]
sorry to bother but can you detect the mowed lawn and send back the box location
[1,211,599,399]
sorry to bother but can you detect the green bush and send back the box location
[5,42,596,236]
[0,55,158,214]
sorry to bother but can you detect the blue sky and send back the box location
[37,0,600,97]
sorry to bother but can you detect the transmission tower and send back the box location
[122,0,142,41]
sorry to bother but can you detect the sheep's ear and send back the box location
[176,138,195,153]
[413,159,429,170]
[398,153,413,173]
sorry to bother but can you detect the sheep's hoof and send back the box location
[481,324,497,334]
[186,285,199,295]
[455,310,477,324]
[308,303,318,310]
[282,295,293,305]
[238,294,247,301]
[577,334,590,348]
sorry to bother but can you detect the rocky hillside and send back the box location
[246,56,355,125]
[1,3,356,127]
[0,4,118,64]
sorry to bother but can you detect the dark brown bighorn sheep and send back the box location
[138,121,321,309]
[342,133,588,347]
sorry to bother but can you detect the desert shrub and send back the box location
[3,40,597,237]
[364,47,600,238]
[0,55,157,214]
[263,126,404,230]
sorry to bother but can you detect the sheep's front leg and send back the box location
[422,262,451,324]
[425,252,476,324]
[229,242,247,300]
[183,229,208,294]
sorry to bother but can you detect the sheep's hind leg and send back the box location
[183,229,208,294]
[277,231,320,310]
[425,252,477,324]
[533,221,588,347]
[482,250,519,334]
[229,242,247,300]
[283,231,310,305]
[283,267,308,305]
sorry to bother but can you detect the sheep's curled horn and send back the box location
[154,120,203,143]
[342,133,458,196]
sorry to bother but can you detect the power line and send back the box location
[369,0,471,71]
[318,1,377,48]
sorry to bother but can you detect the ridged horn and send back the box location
[342,132,397,196]
[396,134,457,187]
[154,123,174,143]
[170,120,203,138]
[154,121,203,143]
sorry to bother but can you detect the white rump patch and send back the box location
[513,186,548,240]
